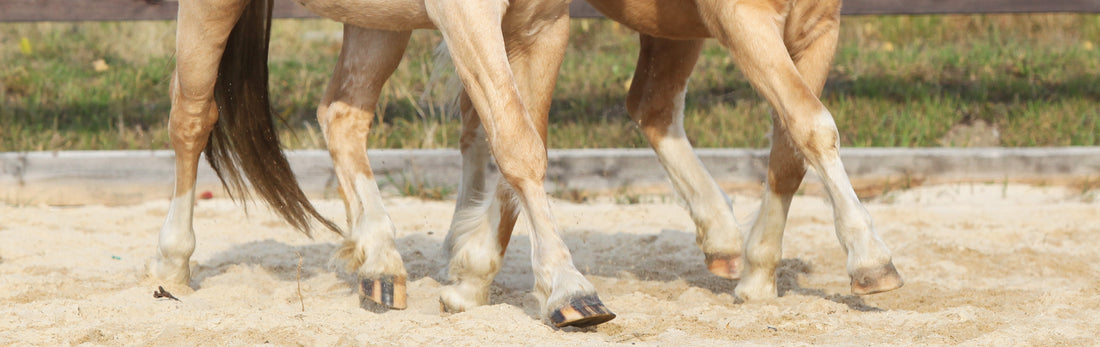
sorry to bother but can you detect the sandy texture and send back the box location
[1,183,1098,346]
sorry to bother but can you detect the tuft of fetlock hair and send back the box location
[206,0,339,236]
[335,239,366,274]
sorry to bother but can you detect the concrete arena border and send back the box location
[2,147,1100,205]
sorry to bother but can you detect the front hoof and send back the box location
[851,262,903,295]
[549,295,616,328]
[359,275,407,312]
[705,253,743,279]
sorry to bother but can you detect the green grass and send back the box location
[2,14,1098,151]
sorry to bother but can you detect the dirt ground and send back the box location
[1,183,1098,346]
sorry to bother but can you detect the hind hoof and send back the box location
[705,253,743,279]
[359,275,407,312]
[851,262,903,295]
[549,295,616,328]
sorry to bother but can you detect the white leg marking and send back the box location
[735,188,793,301]
[516,183,596,315]
[440,136,505,311]
[151,187,197,285]
[341,175,406,278]
[816,156,893,273]
[653,133,741,257]
[648,87,741,257]
[441,186,501,311]
[804,110,893,274]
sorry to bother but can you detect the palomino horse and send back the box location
[329,0,904,310]
[149,0,615,327]
[532,0,906,301]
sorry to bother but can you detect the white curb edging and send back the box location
[3,147,1099,205]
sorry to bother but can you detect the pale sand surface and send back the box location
[1,183,1098,346]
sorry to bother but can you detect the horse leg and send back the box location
[786,5,903,296]
[439,92,500,311]
[438,92,520,312]
[318,26,412,311]
[735,3,838,301]
[735,110,805,300]
[625,35,745,279]
[693,0,902,299]
[425,1,614,327]
[441,5,578,310]
[149,0,249,286]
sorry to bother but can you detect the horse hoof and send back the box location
[359,275,407,312]
[705,253,742,279]
[438,285,484,314]
[851,262,903,295]
[549,295,616,328]
[438,295,468,314]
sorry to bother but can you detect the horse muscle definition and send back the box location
[329,0,903,314]
[150,0,614,328]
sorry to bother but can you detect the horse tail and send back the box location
[206,0,339,236]
[421,41,464,119]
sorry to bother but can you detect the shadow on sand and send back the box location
[190,227,881,315]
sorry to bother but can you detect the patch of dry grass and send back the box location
[2,14,1098,151]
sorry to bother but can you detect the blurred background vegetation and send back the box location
[1,14,1098,151]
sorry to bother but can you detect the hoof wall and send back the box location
[851,262,904,295]
[705,253,742,279]
[359,276,407,312]
[549,295,616,328]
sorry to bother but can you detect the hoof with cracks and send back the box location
[359,276,407,312]
[851,262,904,295]
[549,295,616,328]
[705,253,743,279]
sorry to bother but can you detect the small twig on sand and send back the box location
[296,252,305,312]
[153,286,180,301]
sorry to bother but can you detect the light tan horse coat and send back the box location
[326,0,903,315]
[152,0,614,328]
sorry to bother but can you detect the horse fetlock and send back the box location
[439,281,490,313]
[444,217,503,275]
[441,253,499,312]
[446,252,501,286]
[734,270,779,301]
[693,210,742,252]
[146,256,191,286]
[336,239,407,279]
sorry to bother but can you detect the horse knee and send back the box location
[494,141,548,188]
[791,109,840,161]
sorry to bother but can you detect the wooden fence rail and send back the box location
[2,0,1100,22]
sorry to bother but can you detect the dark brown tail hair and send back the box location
[206,0,338,235]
